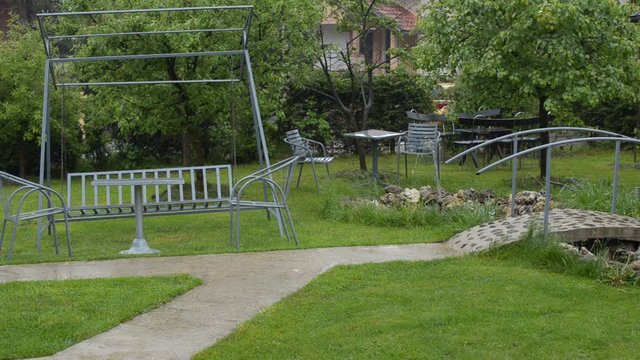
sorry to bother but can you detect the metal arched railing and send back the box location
[452,130,640,236]
[445,127,630,218]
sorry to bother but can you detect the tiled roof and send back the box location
[374,3,417,32]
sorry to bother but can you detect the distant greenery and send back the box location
[0,18,83,176]
[0,275,200,359]
[196,255,640,359]
[283,70,434,146]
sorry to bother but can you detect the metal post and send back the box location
[134,186,145,241]
[37,60,51,252]
[612,141,621,214]
[372,141,379,181]
[511,137,518,217]
[543,146,552,237]
[243,50,270,168]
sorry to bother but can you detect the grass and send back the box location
[0,146,638,265]
[196,253,640,359]
[0,274,201,359]
[1,147,638,358]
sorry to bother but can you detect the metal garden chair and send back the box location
[228,156,299,250]
[396,123,441,189]
[284,129,334,192]
[0,171,72,262]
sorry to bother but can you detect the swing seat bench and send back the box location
[65,165,233,221]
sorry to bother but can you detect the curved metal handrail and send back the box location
[476,137,640,175]
[465,135,640,238]
[445,127,628,165]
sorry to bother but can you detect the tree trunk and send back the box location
[538,96,549,178]
[356,139,367,171]
[17,141,27,178]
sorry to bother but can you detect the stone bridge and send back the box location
[448,208,640,254]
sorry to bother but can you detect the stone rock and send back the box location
[631,260,640,271]
[579,247,596,261]
[379,193,399,205]
[399,188,421,204]
[384,185,403,195]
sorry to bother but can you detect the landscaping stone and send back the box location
[379,186,549,216]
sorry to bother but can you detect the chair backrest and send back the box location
[285,129,308,157]
[406,123,439,152]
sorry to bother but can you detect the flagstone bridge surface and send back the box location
[448,208,640,254]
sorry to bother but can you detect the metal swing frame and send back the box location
[37,5,270,188]
[34,5,274,249]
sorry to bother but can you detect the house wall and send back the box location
[321,23,352,70]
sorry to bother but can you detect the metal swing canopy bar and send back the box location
[36,5,271,187]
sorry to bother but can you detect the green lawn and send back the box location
[0,274,200,359]
[2,146,638,264]
[1,147,638,358]
[196,258,640,359]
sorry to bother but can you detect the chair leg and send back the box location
[235,205,242,251]
[0,220,7,257]
[49,216,59,255]
[404,155,408,179]
[310,161,320,193]
[296,163,304,188]
[7,220,19,263]
[325,162,330,176]
[229,206,235,248]
[283,204,299,245]
[63,212,73,257]
[396,151,400,183]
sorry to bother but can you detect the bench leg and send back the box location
[0,220,7,257]
[7,220,19,263]
[63,212,73,257]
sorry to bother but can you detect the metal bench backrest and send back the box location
[285,129,308,157]
[406,123,439,152]
[66,165,232,209]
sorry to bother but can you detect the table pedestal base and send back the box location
[120,238,160,255]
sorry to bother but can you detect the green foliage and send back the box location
[283,70,433,143]
[482,229,606,280]
[0,275,200,359]
[323,192,496,231]
[50,0,321,168]
[416,0,640,124]
[560,180,640,218]
[0,17,83,176]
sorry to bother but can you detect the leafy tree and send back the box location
[416,0,640,177]
[0,17,82,177]
[316,0,425,171]
[53,0,320,168]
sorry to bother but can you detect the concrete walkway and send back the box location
[0,244,457,360]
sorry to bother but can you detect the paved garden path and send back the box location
[0,244,457,360]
